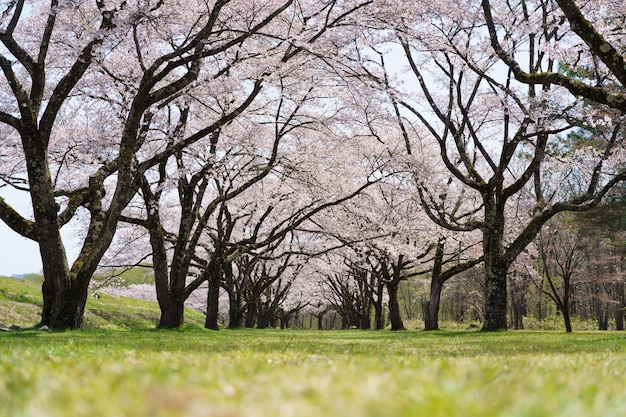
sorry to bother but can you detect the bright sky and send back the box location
[0,188,79,277]
[0,221,42,276]
[0,188,40,276]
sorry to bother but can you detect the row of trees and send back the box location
[1,0,626,330]
[100,218,626,332]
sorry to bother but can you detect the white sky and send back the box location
[0,188,79,277]
[0,188,40,276]
[0,221,42,276]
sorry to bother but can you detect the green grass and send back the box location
[2,329,626,417]
[2,276,626,416]
[0,276,206,330]
[91,266,156,287]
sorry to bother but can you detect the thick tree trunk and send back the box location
[563,305,573,333]
[257,320,267,329]
[615,308,624,331]
[373,301,385,330]
[483,260,509,331]
[146,199,185,329]
[423,277,443,331]
[482,211,509,331]
[228,299,245,329]
[40,244,72,328]
[205,271,221,330]
[26,141,84,329]
[41,280,54,326]
[245,303,257,328]
[478,191,513,332]
[257,310,270,329]
[359,315,371,329]
[45,276,90,330]
[386,280,406,330]
[158,300,185,329]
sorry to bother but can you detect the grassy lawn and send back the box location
[0,276,206,330]
[1,276,625,416]
[2,329,626,417]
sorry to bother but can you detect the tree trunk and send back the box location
[205,269,221,330]
[26,142,77,328]
[563,303,573,333]
[387,280,406,330]
[39,229,93,330]
[359,315,371,329]
[145,195,185,329]
[615,307,624,331]
[45,275,91,330]
[317,314,324,330]
[373,302,385,330]
[158,300,185,329]
[482,235,509,331]
[615,281,625,331]
[226,286,246,329]
[257,313,269,329]
[245,303,257,328]
[481,194,510,331]
[228,301,245,329]
[423,276,443,331]
[597,304,609,331]
[483,262,508,330]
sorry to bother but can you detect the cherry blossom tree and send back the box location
[224,251,306,329]
[535,220,588,332]
[108,63,391,329]
[114,76,313,328]
[0,0,374,329]
[376,0,626,330]
[482,0,626,112]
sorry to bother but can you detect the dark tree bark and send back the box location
[223,262,246,329]
[615,281,625,331]
[423,280,444,331]
[386,279,405,331]
[316,312,326,330]
[509,274,528,330]
[420,240,483,331]
[205,259,222,330]
[372,277,386,330]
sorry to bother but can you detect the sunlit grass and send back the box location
[0,276,205,330]
[2,276,625,416]
[2,329,626,417]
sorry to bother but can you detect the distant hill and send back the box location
[9,273,44,281]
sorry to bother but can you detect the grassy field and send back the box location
[0,276,206,330]
[2,276,626,417]
[2,328,626,417]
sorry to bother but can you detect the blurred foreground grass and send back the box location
[2,328,626,417]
